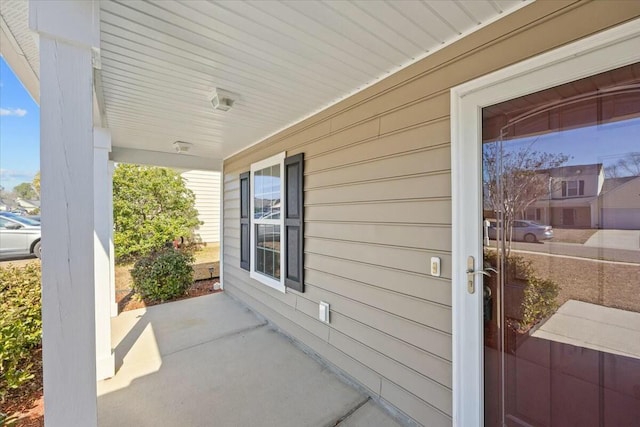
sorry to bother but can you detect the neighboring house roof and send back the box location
[591,175,640,208]
[543,163,603,177]
[0,198,18,209]
[601,176,637,194]
[16,198,41,209]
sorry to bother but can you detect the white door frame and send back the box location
[450,19,640,427]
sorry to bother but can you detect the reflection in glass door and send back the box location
[482,63,640,426]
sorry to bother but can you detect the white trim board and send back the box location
[450,19,640,427]
[249,151,287,293]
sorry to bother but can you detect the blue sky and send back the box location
[501,117,640,174]
[0,56,40,192]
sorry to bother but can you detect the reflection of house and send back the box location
[591,175,640,229]
[526,164,640,229]
[16,198,40,212]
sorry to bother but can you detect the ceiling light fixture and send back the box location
[210,88,239,112]
[173,141,192,153]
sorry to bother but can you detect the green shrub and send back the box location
[0,263,42,403]
[131,249,194,302]
[0,411,19,426]
[484,249,560,330]
[113,165,201,262]
[521,276,559,328]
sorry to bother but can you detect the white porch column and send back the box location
[108,161,118,317]
[30,1,100,425]
[94,128,115,380]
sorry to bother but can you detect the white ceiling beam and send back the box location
[111,146,222,171]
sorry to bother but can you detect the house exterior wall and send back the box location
[550,171,600,199]
[222,2,640,425]
[575,207,591,228]
[591,176,640,229]
[182,170,221,244]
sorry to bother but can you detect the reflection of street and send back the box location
[487,240,640,264]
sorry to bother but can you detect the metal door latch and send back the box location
[466,256,497,294]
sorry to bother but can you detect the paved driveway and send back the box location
[584,229,640,251]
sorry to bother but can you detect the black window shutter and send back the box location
[239,171,250,271]
[284,153,304,292]
[561,181,567,197]
[579,180,585,196]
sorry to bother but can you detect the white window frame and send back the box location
[249,151,286,293]
[450,20,640,426]
[564,179,584,197]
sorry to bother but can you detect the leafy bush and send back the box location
[521,276,559,328]
[484,250,559,330]
[113,165,201,261]
[0,412,18,426]
[0,263,42,403]
[131,249,194,302]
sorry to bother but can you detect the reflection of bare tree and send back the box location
[483,140,568,254]
[605,152,640,178]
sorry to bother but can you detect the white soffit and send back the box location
[0,0,39,99]
[2,0,529,164]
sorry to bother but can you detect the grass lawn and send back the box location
[523,252,640,313]
[550,228,598,244]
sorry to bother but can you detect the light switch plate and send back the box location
[319,301,330,323]
[430,257,441,277]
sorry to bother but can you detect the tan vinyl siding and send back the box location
[223,2,640,425]
[182,170,221,243]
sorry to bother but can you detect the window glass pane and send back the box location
[482,62,640,427]
[255,224,280,280]
[254,169,263,219]
[254,164,281,219]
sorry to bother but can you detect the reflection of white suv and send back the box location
[0,212,42,259]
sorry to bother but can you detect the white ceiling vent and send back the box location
[210,88,239,112]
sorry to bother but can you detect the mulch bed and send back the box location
[1,349,44,427]
[3,279,221,426]
[117,278,221,312]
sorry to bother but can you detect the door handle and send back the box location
[466,256,496,294]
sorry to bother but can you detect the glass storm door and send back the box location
[482,63,640,427]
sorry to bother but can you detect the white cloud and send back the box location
[0,108,27,117]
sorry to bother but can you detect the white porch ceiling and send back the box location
[2,0,528,167]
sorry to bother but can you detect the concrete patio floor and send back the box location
[97,292,403,427]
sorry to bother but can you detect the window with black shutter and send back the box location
[239,171,250,271]
[284,153,304,292]
[240,152,304,293]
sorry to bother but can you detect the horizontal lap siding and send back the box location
[223,2,640,425]
[182,170,221,243]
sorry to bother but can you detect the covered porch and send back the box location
[3,0,640,426]
[99,292,401,426]
[2,0,531,424]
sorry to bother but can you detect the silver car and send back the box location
[487,219,554,243]
[0,212,42,259]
